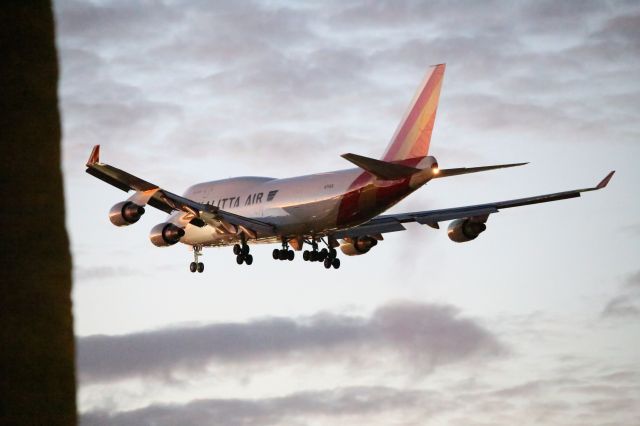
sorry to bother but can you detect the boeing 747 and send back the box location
[86,64,614,272]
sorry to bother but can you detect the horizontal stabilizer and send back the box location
[342,153,420,180]
[434,162,528,178]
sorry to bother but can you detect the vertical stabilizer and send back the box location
[381,64,445,161]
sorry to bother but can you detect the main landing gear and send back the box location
[273,238,295,261]
[303,240,340,269]
[189,245,204,273]
[233,240,253,265]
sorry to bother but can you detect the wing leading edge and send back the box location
[85,145,276,236]
[334,171,615,239]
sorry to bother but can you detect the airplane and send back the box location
[86,64,614,273]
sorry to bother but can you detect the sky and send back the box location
[53,0,640,424]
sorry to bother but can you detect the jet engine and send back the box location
[340,236,378,256]
[149,223,185,247]
[447,218,487,243]
[109,201,145,226]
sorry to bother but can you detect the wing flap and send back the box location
[334,219,405,239]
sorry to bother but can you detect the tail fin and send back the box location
[381,64,445,162]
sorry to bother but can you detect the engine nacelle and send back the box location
[149,223,185,247]
[109,201,145,226]
[447,218,487,243]
[340,236,378,256]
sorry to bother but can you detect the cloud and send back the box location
[601,270,640,318]
[602,295,640,318]
[55,0,640,180]
[81,386,449,426]
[80,366,640,426]
[77,302,504,384]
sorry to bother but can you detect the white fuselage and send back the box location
[177,165,424,247]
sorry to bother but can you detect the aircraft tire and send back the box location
[245,254,253,265]
[287,250,295,261]
[236,254,244,265]
[332,258,340,269]
[319,249,328,261]
[189,262,197,273]
[303,250,310,261]
[233,244,241,255]
[242,245,250,256]
[197,262,204,273]
[323,258,332,269]
[272,249,280,260]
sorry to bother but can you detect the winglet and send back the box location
[87,145,100,166]
[596,171,615,189]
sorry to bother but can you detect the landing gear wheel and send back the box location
[310,251,318,262]
[236,254,244,265]
[332,258,341,269]
[190,262,197,273]
[329,248,337,259]
[242,244,250,256]
[303,250,310,261]
[245,254,253,265]
[197,262,204,273]
[287,250,295,261]
[279,249,288,260]
[319,248,328,261]
[324,258,332,269]
[272,249,280,260]
[233,244,241,255]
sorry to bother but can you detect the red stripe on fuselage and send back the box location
[336,172,372,226]
[336,173,414,228]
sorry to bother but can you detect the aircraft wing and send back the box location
[85,145,276,236]
[334,171,615,239]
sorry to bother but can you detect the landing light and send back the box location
[432,167,440,175]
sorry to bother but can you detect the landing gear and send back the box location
[234,237,253,266]
[332,257,340,269]
[273,238,295,261]
[303,238,340,269]
[189,245,205,273]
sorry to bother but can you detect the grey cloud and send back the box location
[625,270,640,288]
[80,365,640,426]
[77,302,504,383]
[449,368,640,426]
[56,0,178,47]
[81,386,451,426]
[602,295,640,318]
[56,0,640,182]
[602,270,640,318]
[592,12,640,47]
